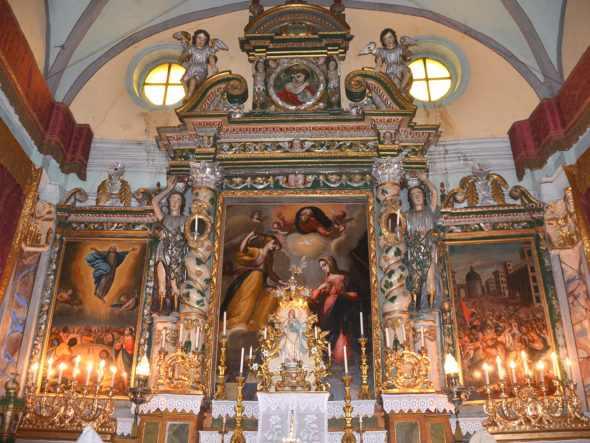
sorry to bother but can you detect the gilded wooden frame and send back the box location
[203,189,381,397]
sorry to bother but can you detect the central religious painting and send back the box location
[212,191,378,399]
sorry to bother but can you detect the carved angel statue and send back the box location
[359,28,417,101]
[173,29,229,100]
[96,163,131,206]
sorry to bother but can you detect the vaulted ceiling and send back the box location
[40,0,567,103]
[8,0,590,145]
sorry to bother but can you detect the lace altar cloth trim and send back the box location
[116,417,133,436]
[381,393,454,414]
[211,399,376,419]
[212,400,259,418]
[326,400,376,418]
[449,416,485,434]
[328,431,387,443]
[199,430,386,443]
[200,430,258,442]
[132,393,204,414]
[258,392,330,443]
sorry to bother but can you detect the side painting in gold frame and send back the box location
[445,237,556,401]
[206,190,380,399]
[37,236,149,397]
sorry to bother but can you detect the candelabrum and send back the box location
[128,372,153,438]
[19,377,115,435]
[154,345,203,392]
[444,373,473,442]
[357,337,371,399]
[214,335,228,400]
[230,375,246,443]
[482,373,590,437]
[341,375,356,443]
[382,344,432,392]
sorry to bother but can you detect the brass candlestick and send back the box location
[230,375,246,443]
[213,335,228,400]
[341,375,356,443]
[357,337,371,399]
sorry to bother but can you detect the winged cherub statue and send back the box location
[359,28,417,101]
[173,29,229,100]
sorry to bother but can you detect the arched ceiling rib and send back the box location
[44,0,566,102]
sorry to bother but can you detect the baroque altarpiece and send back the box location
[5,2,590,443]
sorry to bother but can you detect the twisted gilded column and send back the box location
[182,161,223,390]
[371,157,411,345]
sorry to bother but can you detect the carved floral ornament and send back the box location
[371,155,406,185]
[189,161,224,189]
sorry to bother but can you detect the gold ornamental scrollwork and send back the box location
[382,344,433,392]
[155,346,204,393]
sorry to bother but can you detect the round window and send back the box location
[409,58,452,102]
[143,63,186,106]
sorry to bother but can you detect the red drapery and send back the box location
[509,45,590,180]
[0,1,93,180]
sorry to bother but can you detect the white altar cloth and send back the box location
[257,392,330,443]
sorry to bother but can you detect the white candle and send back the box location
[46,357,54,382]
[195,326,200,351]
[282,349,285,364]
[98,360,105,383]
[537,361,544,384]
[359,416,363,433]
[264,327,267,340]
[223,312,227,336]
[566,358,573,379]
[521,351,529,376]
[162,328,167,348]
[401,324,406,343]
[328,342,331,358]
[85,363,93,386]
[388,216,392,232]
[240,347,244,375]
[360,312,364,337]
[179,322,184,342]
[73,355,80,380]
[110,367,117,388]
[509,360,516,384]
[57,363,65,385]
[551,353,559,380]
[385,328,391,348]
[31,363,39,387]
[496,356,503,380]
[314,326,318,339]
[421,326,425,348]
[483,362,490,385]
[249,346,253,360]
[343,345,348,374]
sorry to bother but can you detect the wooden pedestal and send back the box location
[384,411,453,443]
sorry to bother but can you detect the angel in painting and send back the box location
[173,29,228,100]
[359,28,417,101]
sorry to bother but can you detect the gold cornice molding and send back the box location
[564,147,590,267]
[0,166,42,302]
[0,116,33,189]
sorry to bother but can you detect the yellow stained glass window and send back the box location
[143,63,185,106]
[409,58,452,102]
